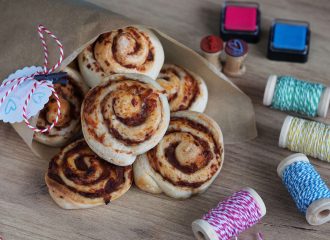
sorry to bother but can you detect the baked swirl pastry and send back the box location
[78,26,164,87]
[45,139,133,209]
[156,64,208,112]
[81,73,170,166]
[133,111,224,199]
[34,67,89,147]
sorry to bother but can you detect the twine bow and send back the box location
[0,25,64,133]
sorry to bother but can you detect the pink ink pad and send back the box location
[220,2,261,43]
[225,6,257,31]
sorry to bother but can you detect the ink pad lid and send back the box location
[267,19,310,63]
[220,1,261,43]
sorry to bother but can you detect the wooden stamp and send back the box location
[200,35,223,71]
[223,38,248,77]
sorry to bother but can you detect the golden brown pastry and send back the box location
[45,139,133,209]
[133,111,224,199]
[81,73,170,166]
[156,64,208,112]
[34,67,89,147]
[78,26,164,87]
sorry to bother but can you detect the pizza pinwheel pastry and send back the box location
[133,111,224,199]
[81,73,170,166]
[34,67,89,147]
[156,64,208,112]
[78,26,164,87]
[45,139,133,209]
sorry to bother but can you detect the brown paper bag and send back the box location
[0,0,257,160]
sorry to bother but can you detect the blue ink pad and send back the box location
[267,19,310,63]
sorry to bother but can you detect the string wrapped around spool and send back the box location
[192,188,266,240]
[263,75,330,117]
[279,116,330,162]
[277,153,330,225]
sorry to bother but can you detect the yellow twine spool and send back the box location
[279,116,330,162]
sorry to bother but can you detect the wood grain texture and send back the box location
[1,0,330,239]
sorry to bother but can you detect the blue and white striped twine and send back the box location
[282,161,330,214]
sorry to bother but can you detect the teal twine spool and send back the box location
[277,153,330,225]
[263,75,330,117]
[273,76,324,116]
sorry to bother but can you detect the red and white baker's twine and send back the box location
[203,190,263,240]
[0,25,64,133]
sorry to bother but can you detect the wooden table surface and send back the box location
[1,0,330,239]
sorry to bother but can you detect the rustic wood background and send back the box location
[1,0,330,239]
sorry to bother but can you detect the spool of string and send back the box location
[192,188,266,240]
[277,153,330,225]
[279,116,330,162]
[263,75,330,117]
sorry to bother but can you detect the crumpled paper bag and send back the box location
[0,0,257,160]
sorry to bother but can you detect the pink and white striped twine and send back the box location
[203,190,263,240]
[0,24,64,133]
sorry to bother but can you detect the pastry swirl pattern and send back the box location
[34,67,89,147]
[133,111,223,199]
[81,73,170,166]
[78,26,164,87]
[156,64,208,112]
[45,139,133,209]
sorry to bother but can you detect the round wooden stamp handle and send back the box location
[223,54,247,77]
[201,51,222,71]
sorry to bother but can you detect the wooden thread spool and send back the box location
[200,35,223,71]
[279,116,330,163]
[278,115,294,149]
[191,187,266,240]
[277,153,330,225]
[264,75,330,117]
[223,39,248,77]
